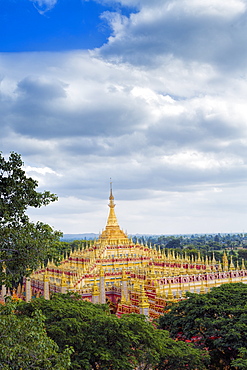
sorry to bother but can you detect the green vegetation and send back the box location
[159,283,247,370]
[0,299,72,370]
[0,152,63,286]
[16,293,208,370]
[134,233,247,252]
[4,283,247,370]
[0,152,84,287]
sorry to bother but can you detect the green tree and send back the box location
[0,299,73,370]
[18,293,208,370]
[159,283,247,370]
[231,348,247,370]
[165,237,182,249]
[237,249,247,261]
[0,152,62,285]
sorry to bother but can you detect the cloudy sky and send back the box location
[1,0,247,235]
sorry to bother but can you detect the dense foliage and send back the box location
[0,152,64,286]
[159,283,247,370]
[134,233,247,252]
[0,299,72,370]
[17,293,208,370]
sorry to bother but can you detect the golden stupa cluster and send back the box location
[2,187,247,318]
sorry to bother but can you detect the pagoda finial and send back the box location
[109,178,114,202]
[107,180,117,222]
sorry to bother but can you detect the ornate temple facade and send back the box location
[15,188,247,318]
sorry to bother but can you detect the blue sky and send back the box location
[1,0,247,235]
[1,0,135,51]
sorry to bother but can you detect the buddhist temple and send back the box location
[5,186,247,318]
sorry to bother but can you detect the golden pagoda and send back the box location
[24,186,247,319]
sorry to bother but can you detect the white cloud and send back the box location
[24,165,62,187]
[107,0,246,16]
[29,0,58,14]
[2,1,247,234]
[27,185,247,235]
[25,165,60,176]
[169,0,246,17]
[98,0,247,72]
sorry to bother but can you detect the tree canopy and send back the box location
[17,293,208,370]
[0,152,62,286]
[159,283,247,370]
[0,299,72,370]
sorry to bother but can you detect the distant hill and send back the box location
[61,233,159,242]
[61,233,98,241]
[61,232,246,245]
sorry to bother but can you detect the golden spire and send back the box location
[222,251,229,271]
[106,180,118,228]
[92,275,99,296]
[241,259,245,270]
[229,256,235,271]
[139,285,149,308]
[98,182,129,245]
[212,252,217,265]
[167,283,174,300]
[236,259,240,271]
[61,272,67,287]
